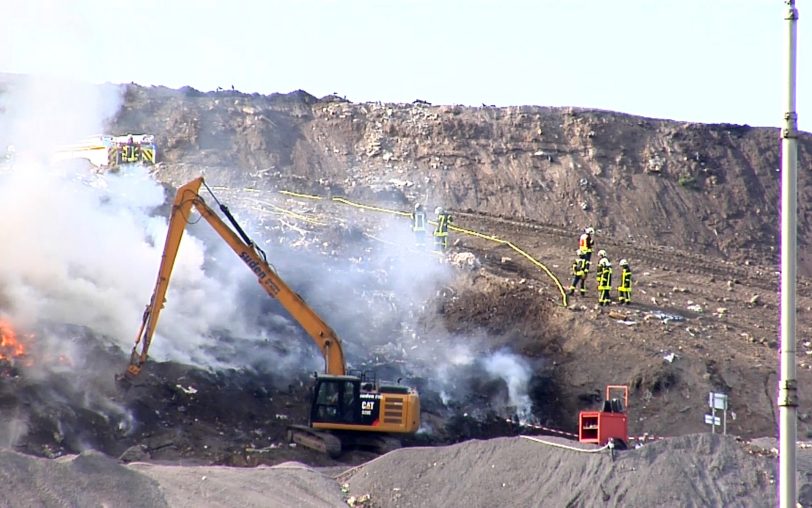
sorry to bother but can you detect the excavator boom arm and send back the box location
[126,177,346,378]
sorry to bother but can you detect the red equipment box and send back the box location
[579,385,629,447]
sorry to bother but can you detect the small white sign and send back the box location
[705,414,721,426]
[708,392,728,410]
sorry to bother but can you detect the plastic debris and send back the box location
[650,311,685,323]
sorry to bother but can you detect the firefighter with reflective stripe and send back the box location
[595,249,607,274]
[433,206,453,251]
[597,257,613,305]
[123,135,139,163]
[579,227,595,272]
[568,249,588,296]
[411,203,427,248]
[594,252,605,292]
[617,259,632,304]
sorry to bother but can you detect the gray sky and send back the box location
[1,0,808,129]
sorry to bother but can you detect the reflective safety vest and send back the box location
[619,267,632,292]
[123,144,140,162]
[412,210,427,232]
[579,233,593,253]
[571,258,587,277]
[598,267,613,291]
[434,212,452,237]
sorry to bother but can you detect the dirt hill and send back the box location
[115,85,812,275]
[110,84,812,439]
[1,78,812,505]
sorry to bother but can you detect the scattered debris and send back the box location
[175,385,198,395]
[347,493,372,507]
[649,311,686,323]
[451,252,481,270]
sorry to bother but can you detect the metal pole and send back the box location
[778,2,799,507]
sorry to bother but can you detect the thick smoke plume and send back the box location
[0,76,256,370]
[0,73,543,447]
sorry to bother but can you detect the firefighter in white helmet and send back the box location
[568,248,589,296]
[597,257,613,306]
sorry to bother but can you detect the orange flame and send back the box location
[0,319,28,362]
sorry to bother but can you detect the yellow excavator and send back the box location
[123,177,420,457]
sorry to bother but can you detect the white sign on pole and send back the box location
[708,392,728,410]
[704,414,721,426]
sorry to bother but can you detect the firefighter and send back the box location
[411,203,427,248]
[433,206,453,251]
[594,250,606,292]
[568,249,588,296]
[579,227,595,272]
[124,135,139,163]
[617,259,632,304]
[594,249,607,282]
[597,257,613,306]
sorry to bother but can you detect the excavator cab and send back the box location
[312,375,360,424]
[300,373,420,457]
[310,374,419,433]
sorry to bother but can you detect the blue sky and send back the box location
[1,0,808,130]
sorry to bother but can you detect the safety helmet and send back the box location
[620,259,629,266]
[435,206,444,215]
[598,249,607,258]
[415,203,423,211]
[584,227,594,235]
[599,258,610,267]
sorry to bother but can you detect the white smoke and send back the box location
[420,326,537,423]
[0,76,268,371]
[483,349,534,421]
[0,73,540,439]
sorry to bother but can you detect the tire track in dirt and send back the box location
[453,209,803,295]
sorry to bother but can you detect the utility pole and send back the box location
[778,1,799,507]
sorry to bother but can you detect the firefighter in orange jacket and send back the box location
[579,227,595,273]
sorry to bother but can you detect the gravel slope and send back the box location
[3,434,809,507]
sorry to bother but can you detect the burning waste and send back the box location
[0,319,27,359]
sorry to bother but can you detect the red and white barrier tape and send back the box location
[506,417,665,443]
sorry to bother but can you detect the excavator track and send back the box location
[287,425,342,458]
[287,425,403,458]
